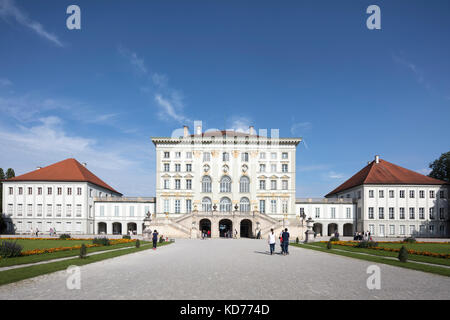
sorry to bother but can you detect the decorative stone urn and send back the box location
[143,212,152,239]
[304,217,316,243]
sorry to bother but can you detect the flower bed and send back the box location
[319,241,450,259]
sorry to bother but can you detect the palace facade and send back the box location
[1,124,449,239]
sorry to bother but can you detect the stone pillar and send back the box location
[137,222,143,235]
[211,219,220,238]
[338,223,344,237]
[122,222,127,235]
[107,222,113,235]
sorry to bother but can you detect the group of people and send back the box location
[354,231,372,241]
[267,228,290,255]
[201,229,211,239]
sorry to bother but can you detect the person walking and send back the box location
[152,230,158,250]
[268,228,276,255]
[282,228,290,255]
[279,230,284,254]
[207,230,211,238]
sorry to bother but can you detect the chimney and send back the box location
[194,120,202,135]
[249,126,255,135]
[375,155,380,164]
[82,162,87,167]
[183,126,189,137]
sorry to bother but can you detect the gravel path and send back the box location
[0,239,448,300]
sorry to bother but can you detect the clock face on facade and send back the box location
[203,164,210,172]
[242,164,248,172]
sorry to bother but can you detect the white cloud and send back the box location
[226,117,252,133]
[0,78,12,86]
[290,122,312,135]
[118,45,147,74]
[0,0,63,47]
[325,171,346,179]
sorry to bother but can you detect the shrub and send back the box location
[59,234,71,240]
[329,237,340,242]
[403,237,416,244]
[159,236,164,243]
[0,240,23,258]
[135,239,140,248]
[355,241,379,248]
[327,241,332,250]
[296,237,299,244]
[79,244,87,259]
[92,237,110,246]
[122,235,131,239]
[398,246,408,262]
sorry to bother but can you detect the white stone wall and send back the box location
[3,181,120,235]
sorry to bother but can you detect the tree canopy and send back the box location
[428,151,450,182]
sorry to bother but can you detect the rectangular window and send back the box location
[37,187,42,195]
[369,190,374,198]
[164,151,170,158]
[129,206,134,217]
[175,152,181,158]
[164,199,170,213]
[440,208,445,220]
[399,207,405,219]
[186,200,192,213]
[56,204,62,217]
[164,163,170,172]
[175,164,181,172]
[8,187,13,195]
[409,190,415,198]
[77,187,82,195]
[76,204,82,217]
[389,207,395,219]
[48,187,52,195]
[282,152,288,159]
[17,204,23,216]
[223,152,229,161]
[175,179,180,190]
[260,152,266,159]
[28,187,32,195]
[399,225,405,235]
[100,206,105,217]
[270,200,277,214]
[429,208,435,220]
[18,187,23,195]
[419,190,425,198]
[259,180,266,190]
[368,207,374,219]
[241,152,249,162]
[271,180,277,190]
[271,164,277,172]
[114,206,119,217]
[389,190,394,198]
[66,204,72,217]
[282,180,288,190]
[164,179,169,189]
[27,204,33,217]
[331,207,336,219]
[439,190,445,199]
[379,207,384,219]
[399,190,405,198]
[186,179,192,190]
[389,225,395,235]
[67,187,72,196]
[315,208,320,218]
[46,204,53,217]
[259,200,266,214]
[369,224,375,235]
[282,164,288,173]
[346,208,351,219]
[271,152,277,159]
[203,152,211,162]
[379,190,384,198]
[430,190,435,198]
[186,164,192,172]
[175,200,180,213]
[260,164,266,172]
[379,224,385,236]
[186,152,192,159]
[37,204,43,217]
[357,191,361,199]
[409,208,415,219]
[57,187,62,195]
[409,225,415,235]
[419,207,425,219]
[282,200,288,214]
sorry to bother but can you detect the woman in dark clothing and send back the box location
[152,230,158,250]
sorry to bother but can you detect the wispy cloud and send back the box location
[0,0,64,47]
[227,117,252,133]
[417,168,431,176]
[290,122,312,135]
[392,54,431,90]
[118,45,190,124]
[324,171,346,179]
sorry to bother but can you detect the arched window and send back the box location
[240,176,250,193]
[202,176,212,193]
[202,197,212,212]
[220,176,231,193]
[219,197,232,212]
[240,197,250,212]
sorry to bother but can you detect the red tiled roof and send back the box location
[4,158,122,195]
[325,158,447,197]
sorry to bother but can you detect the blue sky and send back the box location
[0,0,449,197]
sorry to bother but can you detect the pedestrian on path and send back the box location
[282,228,290,255]
[207,230,211,238]
[279,230,284,254]
[152,230,158,250]
[268,228,276,255]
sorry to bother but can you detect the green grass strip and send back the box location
[0,242,172,286]
[291,243,450,277]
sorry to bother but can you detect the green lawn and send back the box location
[292,243,450,277]
[376,242,450,254]
[0,241,147,268]
[0,241,173,286]
[2,239,94,251]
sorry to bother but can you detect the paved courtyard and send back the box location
[0,239,449,299]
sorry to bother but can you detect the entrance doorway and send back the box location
[199,219,211,237]
[219,219,232,238]
[112,222,122,235]
[240,219,253,238]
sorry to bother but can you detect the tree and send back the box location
[5,168,15,179]
[0,168,4,214]
[429,151,450,182]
